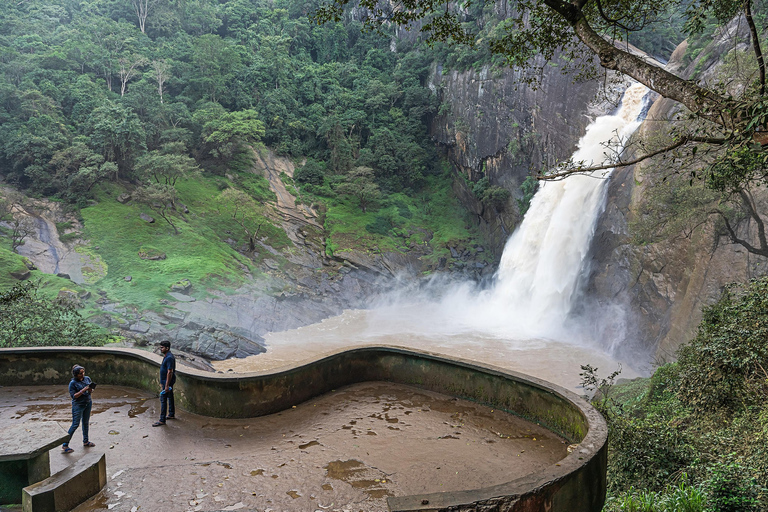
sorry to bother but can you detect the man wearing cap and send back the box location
[153,340,176,426]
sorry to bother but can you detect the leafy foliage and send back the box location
[677,279,768,414]
[0,281,106,348]
[471,177,511,212]
[594,277,768,510]
[336,166,381,213]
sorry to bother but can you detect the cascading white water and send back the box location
[214,83,653,386]
[488,82,650,338]
[352,82,653,343]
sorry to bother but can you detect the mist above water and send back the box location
[217,84,652,386]
[366,83,651,347]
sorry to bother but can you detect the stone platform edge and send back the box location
[0,345,607,512]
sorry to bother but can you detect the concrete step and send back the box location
[23,452,106,512]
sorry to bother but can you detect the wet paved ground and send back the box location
[0,383,568,512]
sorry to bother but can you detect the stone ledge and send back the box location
[23,451,106,512]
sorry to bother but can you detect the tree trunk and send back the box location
[543,0,737,128]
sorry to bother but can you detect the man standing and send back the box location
[153,340,176,427]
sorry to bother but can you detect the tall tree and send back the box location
[190,34,242,103]
[336,166,380,213]
[118,54,148,97]
[132,182,180,234]
[203,108,266,159]
[151,59,171,103]
[131,0,163,34]
[134,144,199,186]
[87,103,147,179]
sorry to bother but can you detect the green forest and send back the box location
[0,0,493,309]
[0,0,440,197]
[1,0,768,510]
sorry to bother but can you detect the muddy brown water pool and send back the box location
[0,382,568,512]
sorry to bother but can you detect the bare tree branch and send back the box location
[539,136,728,181]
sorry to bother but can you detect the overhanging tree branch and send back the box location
[539,135,728,181]
[743,0,765,95]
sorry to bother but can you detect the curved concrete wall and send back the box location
[0,346,607,511]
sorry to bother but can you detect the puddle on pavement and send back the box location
[127,400,149,418]
[325,459,393,499]
[2,381,569,512]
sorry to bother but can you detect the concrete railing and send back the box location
[0,346,607,512]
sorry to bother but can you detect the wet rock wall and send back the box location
[429,61,604,256]
[585,19,768,363]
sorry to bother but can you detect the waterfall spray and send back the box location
[488,82,650,340]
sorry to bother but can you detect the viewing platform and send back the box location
[0,346,607,511]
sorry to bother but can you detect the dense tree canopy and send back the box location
[0,0,440,207]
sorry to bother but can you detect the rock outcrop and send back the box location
[429,60,607,255]
[586,18,768,363]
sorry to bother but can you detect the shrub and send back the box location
[365,214,392,236]
[295,159,326,186]
[705,462,762,512]
[0,281,106,348]
[677,278,768,413]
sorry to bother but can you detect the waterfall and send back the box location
[322,82,654,353]
[487,82,650,339]
[360,82,653,344]
[222,83,654,383]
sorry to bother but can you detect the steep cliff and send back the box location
[429,60,605,256]
[586,18,768,364]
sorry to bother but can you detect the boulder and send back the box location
[116,193,132,204]
[56,289,81,307]
[10,269,31,281]
[139,213,155,223]
[129,321,150,333]
[170,279,192,294]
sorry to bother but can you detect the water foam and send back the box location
[366,83,651,347]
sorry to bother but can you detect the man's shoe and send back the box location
[152,421,166,427]
[166,415,176,419]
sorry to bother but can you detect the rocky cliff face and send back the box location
[429,60,605,255]
[586,19,768,364]
[431,19,768,366]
